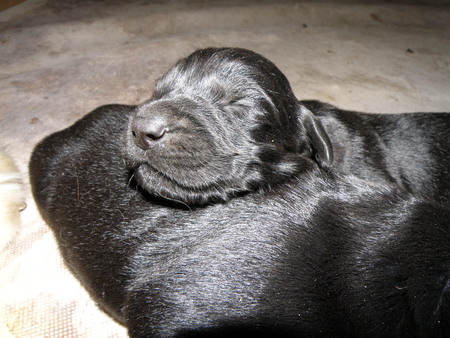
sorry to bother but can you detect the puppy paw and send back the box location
[0,152,26,250]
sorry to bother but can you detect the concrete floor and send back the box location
[0,0,449,336]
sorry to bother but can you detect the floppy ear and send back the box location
[298,105,333,170]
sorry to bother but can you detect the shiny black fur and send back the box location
[30,48,450,337]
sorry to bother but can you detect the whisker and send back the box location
[127,173,136,189]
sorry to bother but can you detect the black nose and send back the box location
[131,117,167,150]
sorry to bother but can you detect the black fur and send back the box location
[29,48,450,337]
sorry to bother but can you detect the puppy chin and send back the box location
[0,152,26,250]
[131,164,222,207]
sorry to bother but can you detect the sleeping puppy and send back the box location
[123,48,449,206]
[29,48,450,337]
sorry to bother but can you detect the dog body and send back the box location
[303,100,450,204]
[29,48,450,337]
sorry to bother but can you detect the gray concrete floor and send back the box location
[0,0,449,336]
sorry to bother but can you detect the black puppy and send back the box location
[124,48,449,206]
[30,48,450,337]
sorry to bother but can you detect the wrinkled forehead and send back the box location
[154,56,264,100]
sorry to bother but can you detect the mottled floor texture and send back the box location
[0,0,449,336]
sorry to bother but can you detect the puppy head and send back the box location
[123,48,332,205]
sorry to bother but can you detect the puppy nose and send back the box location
[131,117,167,150]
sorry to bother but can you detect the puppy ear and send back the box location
[298,105,333,169]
